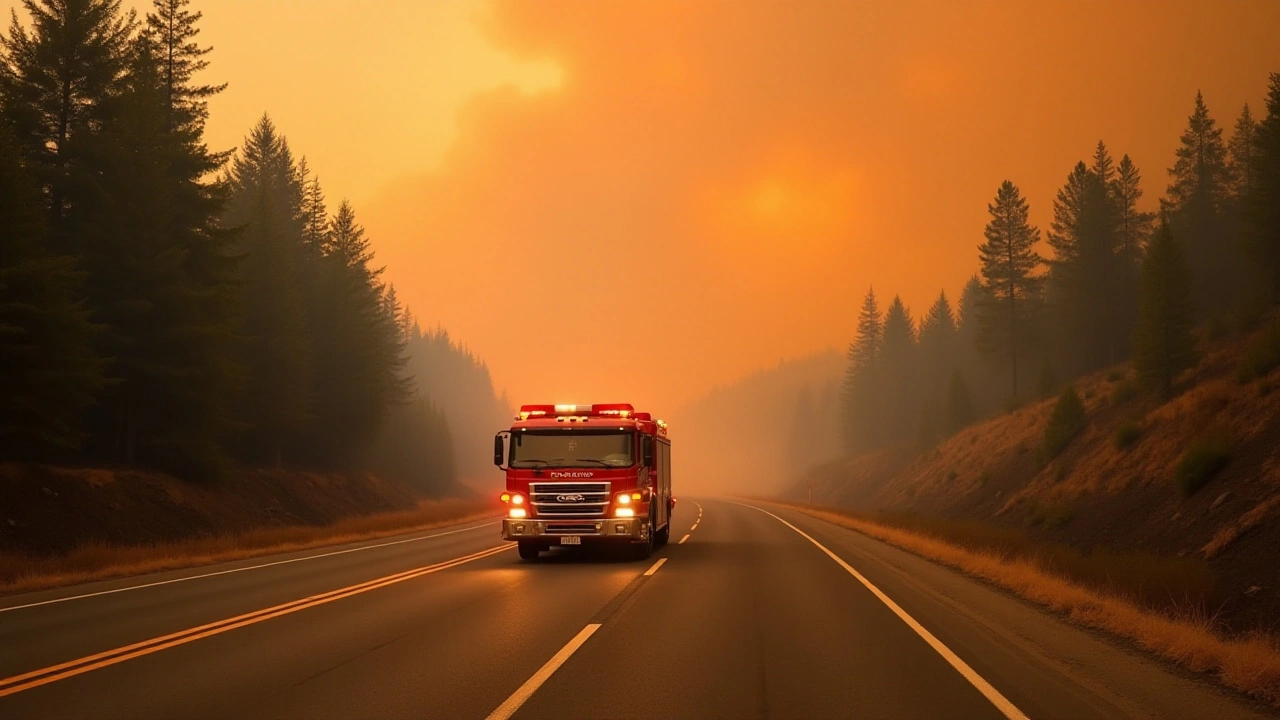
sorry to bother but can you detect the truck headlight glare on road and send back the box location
[509,507,527,518]
[614,507,635,518]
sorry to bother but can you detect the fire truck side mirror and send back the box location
[641,435,654,468]
[494,433,508,468]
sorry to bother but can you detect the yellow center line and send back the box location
[0,544,511,698]
[679,534,691,544]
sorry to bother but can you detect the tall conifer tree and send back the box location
[1164,91,1234,315]
[1246,74,1280,303]
[0,123,102,457]
[840,288,881,453]
[225,115,312,465]
[1134,220,1196,398]
[978,180,1043,400]
[0,0,134,239]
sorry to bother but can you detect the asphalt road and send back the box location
[0,498,1272,719]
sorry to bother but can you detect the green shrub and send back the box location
[1237,321,1280,384]
[1174,434,1232,497]
[1113,422,1142,450]
[1043,385,1087,459]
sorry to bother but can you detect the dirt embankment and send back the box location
[797,318,1280,632]
[0,463,434,556]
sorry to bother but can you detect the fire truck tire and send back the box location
[517,541,541,560]
[654,523,670,547]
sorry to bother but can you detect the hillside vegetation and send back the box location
[799,315,1280,631]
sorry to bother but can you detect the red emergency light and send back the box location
[516,403,636,419]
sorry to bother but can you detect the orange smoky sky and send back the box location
[8,0,1280,413]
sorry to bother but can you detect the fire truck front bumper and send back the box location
[502,517,651,544]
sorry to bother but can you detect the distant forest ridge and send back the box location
[0,0,506,494]
[836,74,1280,460]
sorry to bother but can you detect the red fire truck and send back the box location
[494,403,673,560]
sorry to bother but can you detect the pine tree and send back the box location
[916,290,958,445]
[1134,220,1196,398]
[145,0,225,134]
[840,287,881,453]
[306,200,409,468]
[297,159,330,253]
[1247,74,1280,303]
[918,290,957,387]
[877,295,918,445]
[74,30,239,477]
[0,0,135,238]
[0,122,103,457]
[1113,155,1155,282]
[1047,153,1126,375]
[956,276,985,355]
[225,115,312,465]
[1164,91,1234,315]
[978,180,1043,400]
[1227,104,1261,202]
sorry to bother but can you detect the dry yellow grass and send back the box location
[776,502,1280,706]
[0,498,497,596]
[1203,493,1280,559]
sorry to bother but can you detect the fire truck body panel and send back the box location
[495,404,672,558]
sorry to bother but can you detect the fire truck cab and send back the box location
[494,403,673,560]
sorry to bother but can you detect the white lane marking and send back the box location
[736,502,1029,720]
[644,558,667,576]
[679,534,691,545]
[0,520,501,614]
[486,623,601,720]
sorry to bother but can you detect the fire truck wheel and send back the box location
[654,523,670,547]
[517,541,541,560]
[632,515,656,560]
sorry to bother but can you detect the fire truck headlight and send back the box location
[616,493,631,505]
[509,507,528,518]
[511,494,525,505]
[614,507,635,518]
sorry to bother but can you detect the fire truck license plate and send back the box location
[560,536,581,545]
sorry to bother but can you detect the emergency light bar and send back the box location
[517,403,635,420]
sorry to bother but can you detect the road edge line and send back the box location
[0,544,511,698]
[734,501,1029,720]
[0,520,501,614]
[485,623,602,720]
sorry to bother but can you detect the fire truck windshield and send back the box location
[509,430,634,468]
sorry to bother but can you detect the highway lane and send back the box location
[0,499,1272,719]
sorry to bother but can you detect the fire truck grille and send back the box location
[546,523,598,534]
[530,481,610,519]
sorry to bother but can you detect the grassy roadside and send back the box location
[770,500,1280,707]
[0,498,499,597]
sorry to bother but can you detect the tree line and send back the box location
[0,0,498,494]
[839,75,1280,455]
